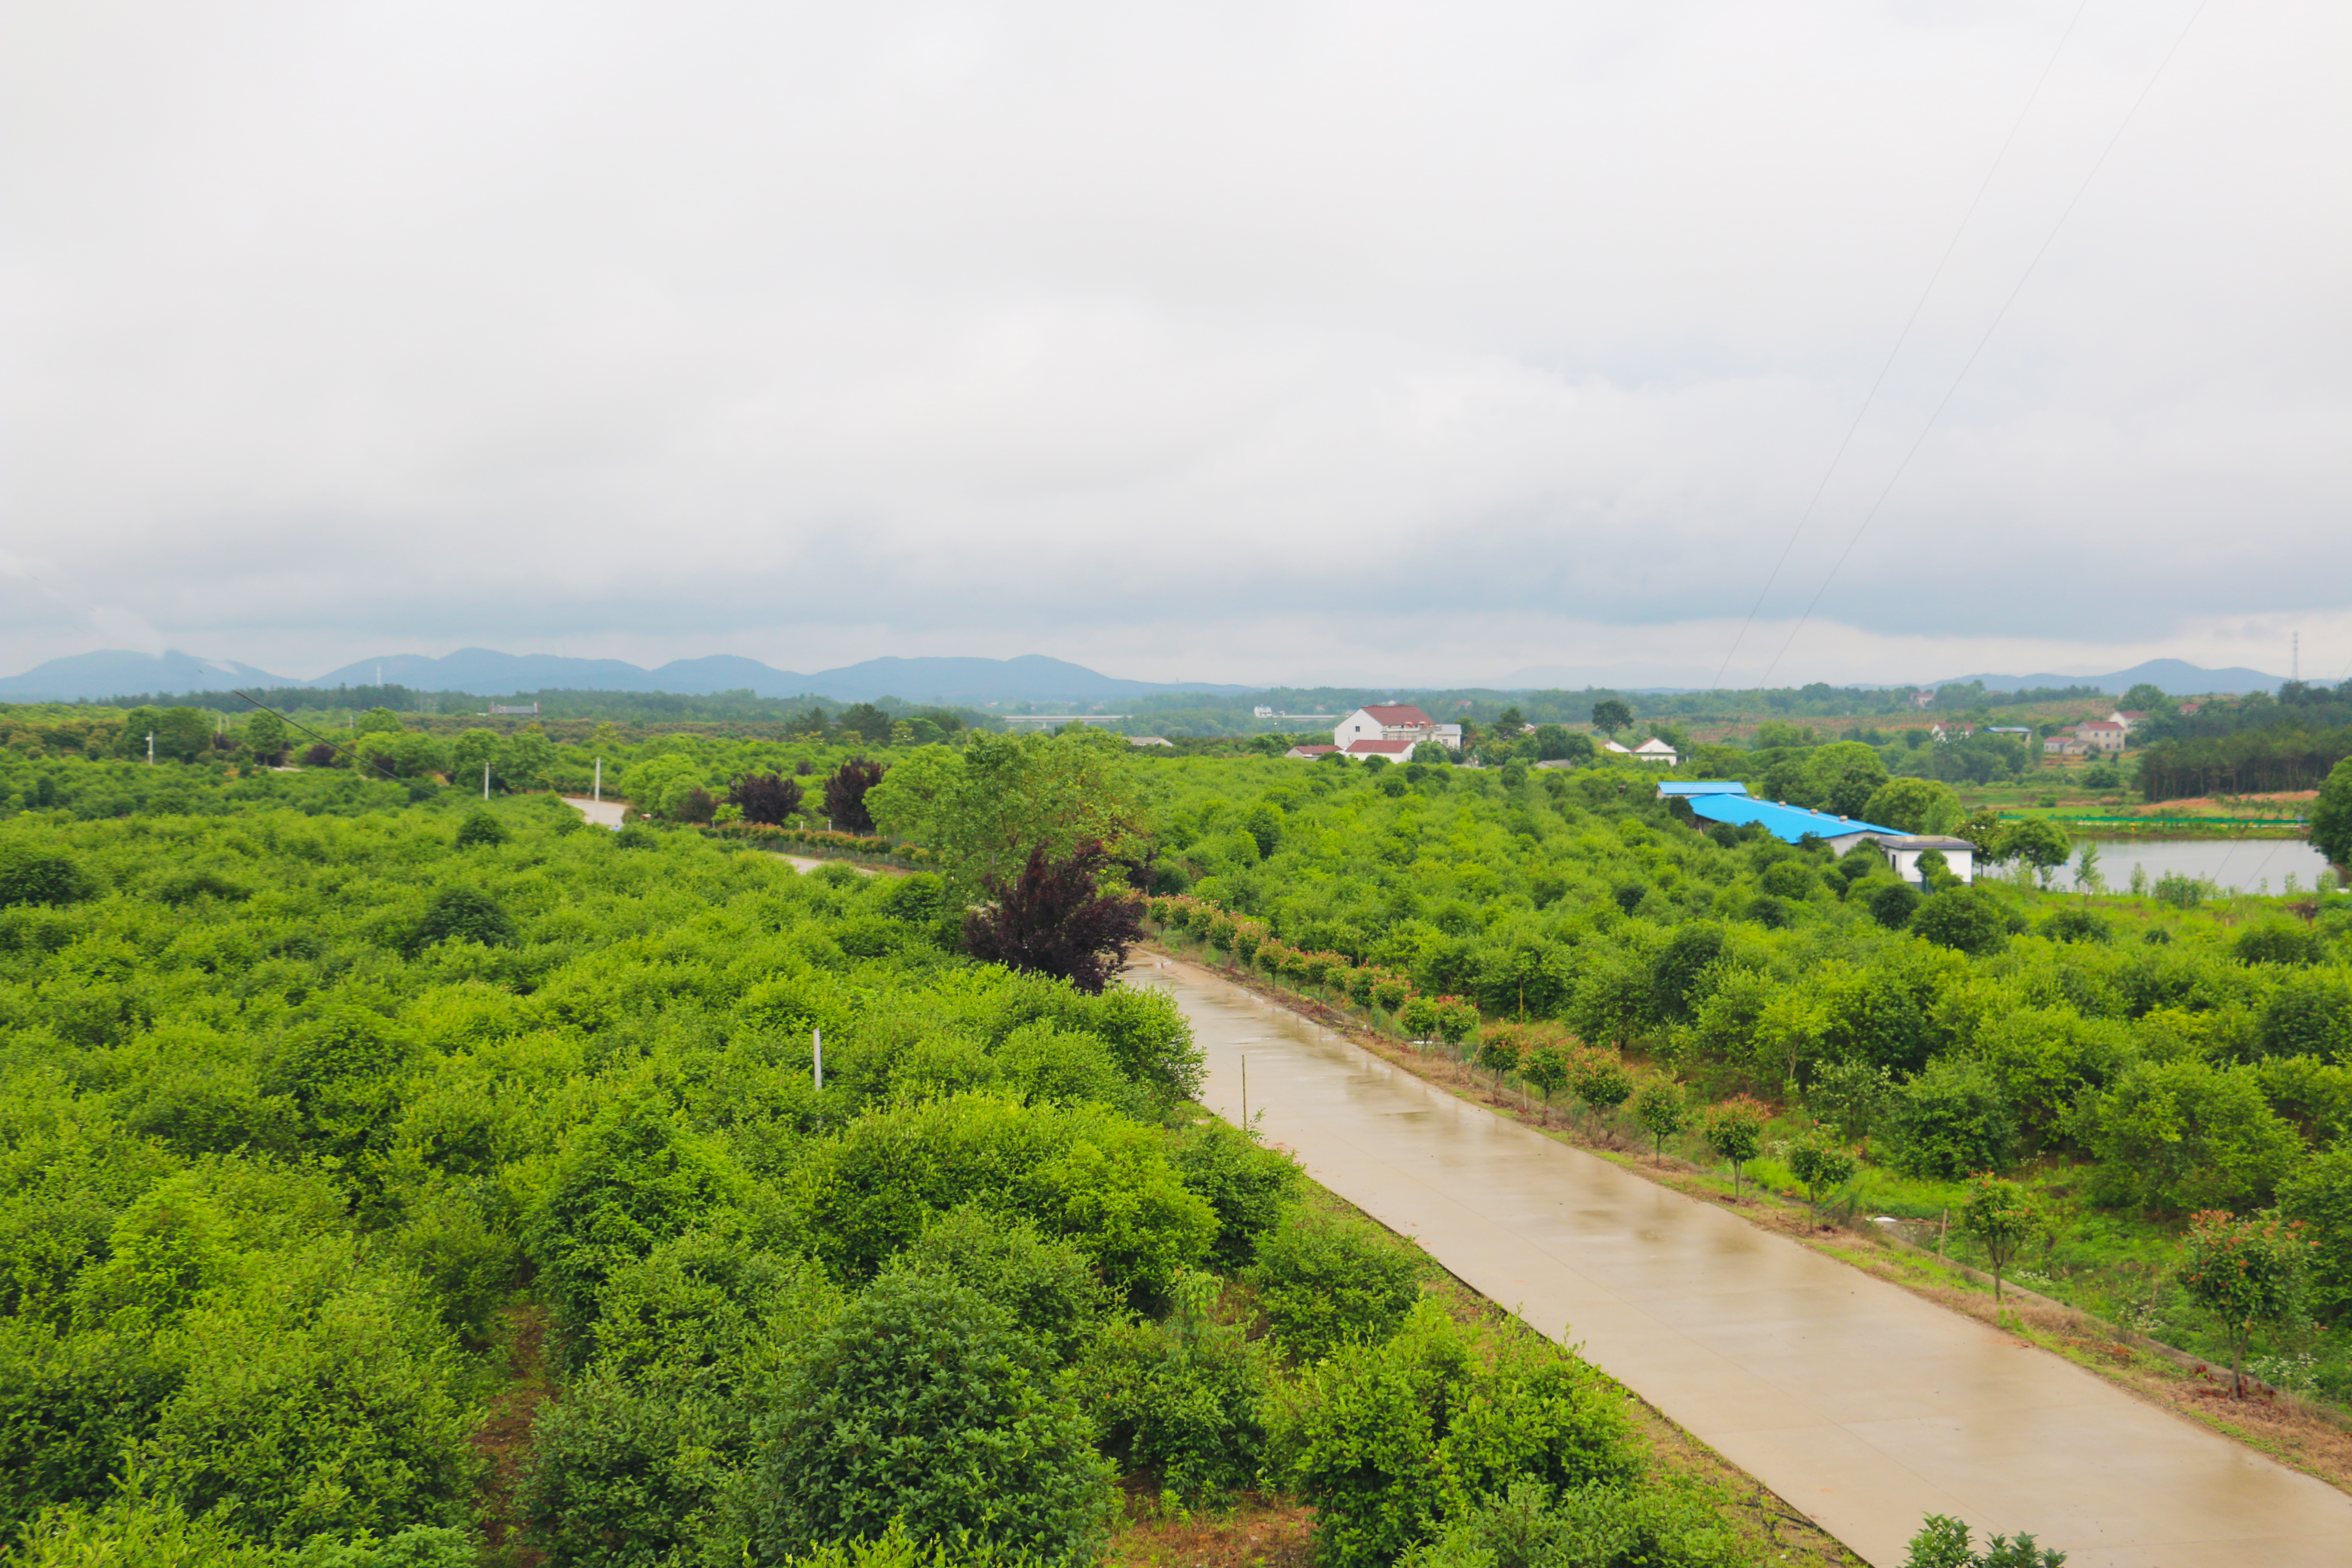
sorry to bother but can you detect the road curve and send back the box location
[1125,954,2352,1568]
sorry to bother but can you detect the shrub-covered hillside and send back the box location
[0,801,1778,1567]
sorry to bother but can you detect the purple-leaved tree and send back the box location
[962,839,1145,994]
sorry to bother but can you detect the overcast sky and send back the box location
[4,0,2346,689]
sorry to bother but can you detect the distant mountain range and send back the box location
[0,647,2294,705]
[1927,658,2287,696]
[0,648,1253,705]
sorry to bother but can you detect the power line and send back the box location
[231,690,407,784]
[1758,0,2211,689]
[1712,0,2090,689]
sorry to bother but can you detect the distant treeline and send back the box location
[2139,724,2352,802]
[81,683,1001,729]
[2137,680,2352,746]
[1124,680,2113,738]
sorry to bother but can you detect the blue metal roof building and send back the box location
[1658,782,1896,846]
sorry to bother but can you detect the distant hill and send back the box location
[1930,659,2287,696]
[0,649,291,701]
[0,647,1250,704]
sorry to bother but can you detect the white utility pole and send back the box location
[482,762,490,799]
[594,758,602,803]
[146,732,155,765]
[812,1028,823,1090]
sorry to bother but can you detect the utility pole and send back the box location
[813,1028,823,1090]
[146,732,155,765]
[594,758,601,803]
[482,762,490,800]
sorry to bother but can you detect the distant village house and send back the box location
[1324,704,1463,760]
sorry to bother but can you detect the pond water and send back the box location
[2049,835,2336,894]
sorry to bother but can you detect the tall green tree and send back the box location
[1589,699,1632,736]
[242,710,289,764]
[1630,1078,1688,1167]
[1799,741,1889,817]
[2000,820,2073,887]
[2177,1210,2312,1396]
[1861,778,1961,834]
[867,729,1144,900]
[1701,1096,1767,1199]
[2312,755,2352,872]
[1957,1175,2042,1304]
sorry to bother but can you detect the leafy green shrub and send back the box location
[585,1231,842,1388]
[2081,1059,2301,1213]
[145,1253,481,1546]
[453,811,508,848]
[2041,908,2110,944]
[1900,1513,2066,1568]
[411,885,514,949]
[1760,861,1817,901]
[1868,881,1922,930]
[1400,1478,1747,1568]
[790,1095,1214,1304]
[2236,922,2325,966]
[524,1099,759,1352]
[1909,887,2008,955]
[0,1327,185,1536]
[262,1008,419,1162]
[1080,1271,1270,1504]
[2278,1140,2352,1324]
[2254,971,2352,1061]
[381,1186,520,1342]
[1884,1060,2015,1179]
[1270,1300,1638,1568]
[1651,923,1726,1019]
[2153,872,2211,909]
[1786,1130,1858,1210]
[1170,1121,1303,1270]
[894,1209,1108,1363]
[1243,1211,1425,1362]
[152,867,249,905]
[752,1269,1114,1565]
[993,1023,1147,1117]
[519,1367,746,1567]
[762,1521,1039,1568]
[0,847,97,907]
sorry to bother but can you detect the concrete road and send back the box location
[561,796,626,830]
[555,800,881,877]
[1127,956,2352,1568]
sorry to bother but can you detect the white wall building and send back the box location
[1334,704,1437,747]
[1877,834,1978,887]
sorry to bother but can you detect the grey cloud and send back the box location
[3,0,2346,683]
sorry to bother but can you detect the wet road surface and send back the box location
[561,796,626,829]
[1127,954,2352,1568]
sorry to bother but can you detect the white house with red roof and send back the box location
[2076,720,2127,753]
[1329,704,1463,760]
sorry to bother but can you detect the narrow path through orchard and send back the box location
[1124,952,2352,1568]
